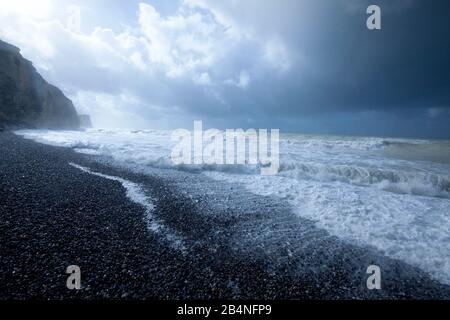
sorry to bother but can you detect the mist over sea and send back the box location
[16,129,450,285]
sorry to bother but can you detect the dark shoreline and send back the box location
[1,131,450,300]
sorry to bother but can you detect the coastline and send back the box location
[1,131,450,300]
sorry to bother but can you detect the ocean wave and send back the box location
[282,136,430,151]
[15,129,450,285]
[279,161,450,198]
[15,129,450,199]
[204,170,450,286]
[125,156,450,199]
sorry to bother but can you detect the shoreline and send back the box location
[1,131,450,300]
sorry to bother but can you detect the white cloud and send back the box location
[130,51,147,71]
[193,72,212,86]
[262,38,292,74]
[137,2,242,80]
[72,90,165,129]
[225,70,251,90]
[0,0,296,128]
[0,0,53,19]
[237,71,250,89]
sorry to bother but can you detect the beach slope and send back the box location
[1,132,449,300]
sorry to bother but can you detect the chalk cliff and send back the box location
[0,39,80,130]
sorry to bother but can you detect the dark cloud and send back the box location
[1,0,448,137]
[226,0,450,111]
[191,0,450,137]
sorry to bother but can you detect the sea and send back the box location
[15,129,450,285]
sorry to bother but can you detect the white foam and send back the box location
[204,171,450,285]
[69,162,185,251]
[16,129,450,198]
[279,161,450,198]
[16,129,450,284]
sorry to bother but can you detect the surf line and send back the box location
[68,162,186,252]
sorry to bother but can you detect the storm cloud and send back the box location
[0,0,449,138]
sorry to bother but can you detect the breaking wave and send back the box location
[15,129,450,199]
[15,129,450,285]
[279,162,450,198]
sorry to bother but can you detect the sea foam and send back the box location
[69,162,186,251]
[16,129,450,284]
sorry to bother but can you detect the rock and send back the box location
[0,39,80,130]
[78,114,93,128]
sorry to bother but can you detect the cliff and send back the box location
[0,39,80,130]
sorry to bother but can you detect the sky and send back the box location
[0,0,449,138]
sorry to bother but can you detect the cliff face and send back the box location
[0,39,80,130]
